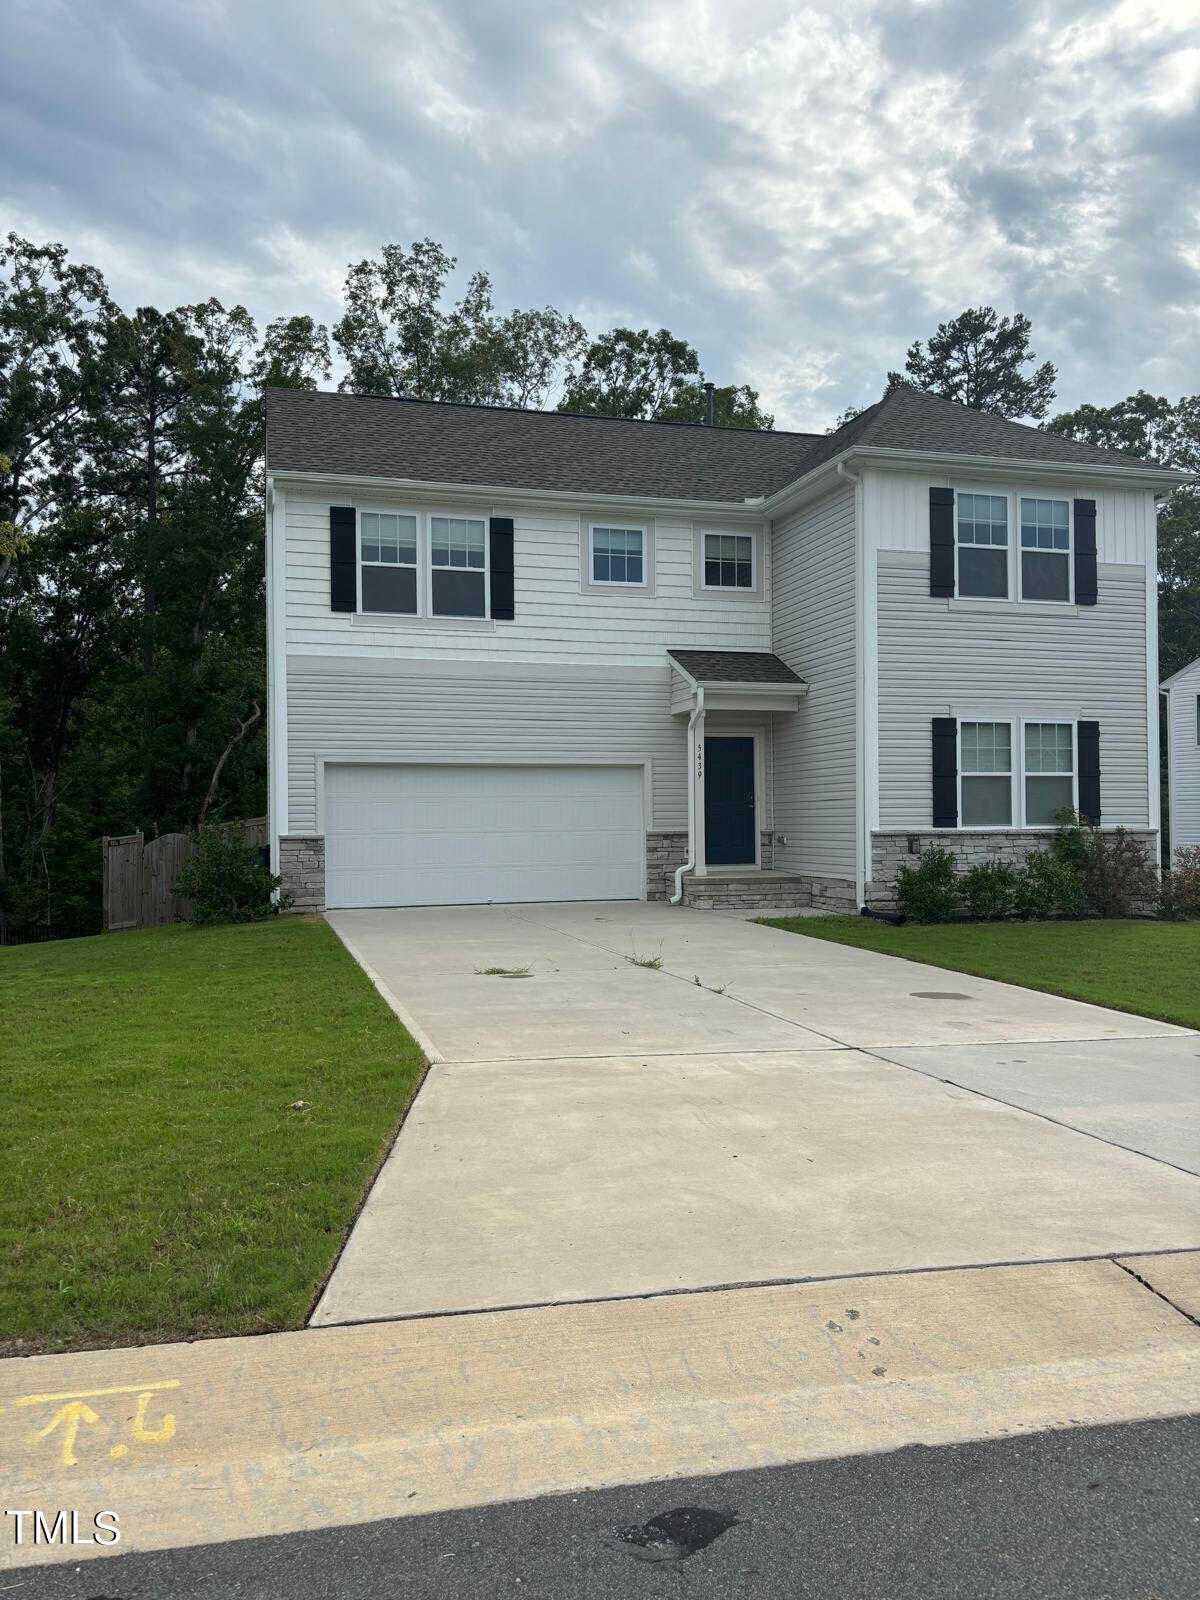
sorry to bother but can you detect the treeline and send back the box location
[1,237,1196,931]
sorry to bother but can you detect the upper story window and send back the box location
[357,508,488,619]
[1020,498,1071,602]
[590,524,645,586]
[704,532,754,589]
[360,511,418,615]
[430,515,486,617]
[953,490,1074,603]
[1024,721,1075,824]
[960,720,1013,825]
[956,494,1009,598]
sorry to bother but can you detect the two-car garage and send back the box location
[323,762,647,909]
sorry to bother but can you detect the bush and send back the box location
[1013,849,1084,919]
[1159,845,1200,920]
[895,846,960,922]
[1048,811,1159,918]
[173,824,285,925]
[959,860,1016,920]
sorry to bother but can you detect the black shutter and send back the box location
[489,517,514,620]
[932,716,958,828]
[329,505,357,612]
[1073,498,1097,606]
[929,487,955,598]
[1077,720,1101,823]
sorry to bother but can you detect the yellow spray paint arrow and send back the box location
[32,1400,100,1468]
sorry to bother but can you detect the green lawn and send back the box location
[1,916,425,1354]
[758,915,1200,1032]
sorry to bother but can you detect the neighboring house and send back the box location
[264,384,1186,913]
[1162,656,1200,854]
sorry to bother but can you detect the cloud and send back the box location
[2,0,1197,427]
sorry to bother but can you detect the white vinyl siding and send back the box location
[324,762,645,908]
[1166,658,1200,852]
[286,656,688,836]
[876,554,1151,828]
[770,483,858,881]
[282,485,769,667]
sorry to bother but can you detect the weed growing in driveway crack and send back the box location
[475,965,532,977]
[627,940,664,970]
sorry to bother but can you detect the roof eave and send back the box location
[266,465,771,519]
[762,445,1190,519]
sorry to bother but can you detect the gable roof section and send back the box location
[800,385,1169,476]
[1161,655,1200,691]
[668,649,805,685]
[266,388,820,503]
[266,383,1173,507]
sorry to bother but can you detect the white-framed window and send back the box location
[1019,497,1072,603]
[960,720,1014,826]
[359,509,419,615]
[589,524,646,586]
[430,513,487,617]
[956,492,1009,599]
[703,531,754,590]
[1023,721,1076,825]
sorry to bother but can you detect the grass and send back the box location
[0,916,425,1354]
[758,915,1200,1032]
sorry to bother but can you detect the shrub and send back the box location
[1013,849,1085,920]
[895,846,960,922]
[1159,845,1200,920]
[959,860,1016,920]
[1045,810,1159,918]
[173,824,285,925]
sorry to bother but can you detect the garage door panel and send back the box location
[324,763,645,908]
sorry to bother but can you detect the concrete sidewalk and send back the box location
[317,903,1198,1325]
[5,1255,1199,1573]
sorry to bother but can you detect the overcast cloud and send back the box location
[3,0,1198,428]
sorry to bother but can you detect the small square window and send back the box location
[704,532,753,588]
[591,526,645,585]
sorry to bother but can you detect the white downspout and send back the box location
[837,457,867,909]
[672,684,705,903]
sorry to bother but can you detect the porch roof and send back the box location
[667,649,807,713]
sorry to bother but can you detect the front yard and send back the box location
[759,915,1200,1032]
[1,916,424,1354]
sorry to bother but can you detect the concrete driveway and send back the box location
[315,902,1200,1324]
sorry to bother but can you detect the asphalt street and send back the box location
[19,1414,1199,1600]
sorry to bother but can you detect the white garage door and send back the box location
[324,763,645,908]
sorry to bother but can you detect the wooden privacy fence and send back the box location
[102,818,268,932]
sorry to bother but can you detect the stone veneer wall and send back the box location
[646,830,777,901]
[868,828,1159,911]
[279,834,325,911]
[645,831,689,901]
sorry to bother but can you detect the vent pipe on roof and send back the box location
[703,382,714,427]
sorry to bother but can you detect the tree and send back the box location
[493,306,587,409]
[0,234,111,585]
[1048,391,1200,677]
[559,327,773,428]
[889,307,1057,420]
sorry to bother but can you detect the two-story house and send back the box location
[264,384,1185,914]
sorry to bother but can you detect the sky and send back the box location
[3,0,1199,431]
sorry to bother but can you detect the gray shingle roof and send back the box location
[668,649,805,685]
[266,388,819,502]
[265,383,1170,507]
[799,385,1167,475]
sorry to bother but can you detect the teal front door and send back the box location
[704,737,756,865]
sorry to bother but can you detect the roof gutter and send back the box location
[762,446,1190,522]
[267,467,766,521]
